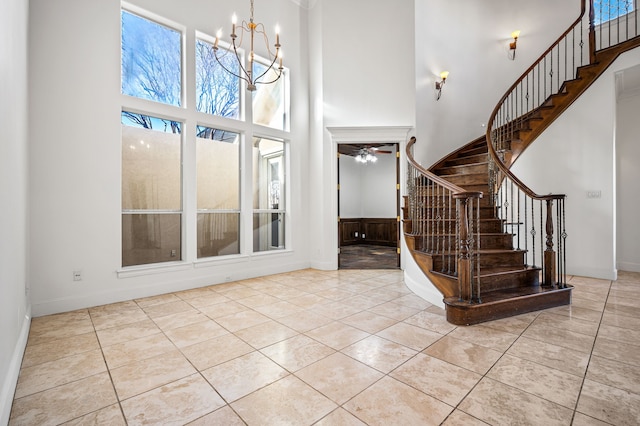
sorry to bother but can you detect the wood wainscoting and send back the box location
[339,218,398,247]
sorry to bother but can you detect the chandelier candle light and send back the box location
[213,0,283,91]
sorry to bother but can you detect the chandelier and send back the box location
[355,148,378,164]
[213,0,283,91]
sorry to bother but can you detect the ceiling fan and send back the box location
[337,144,394,159]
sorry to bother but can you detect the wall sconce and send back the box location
[509,30,520,60]
[435,71,449,101]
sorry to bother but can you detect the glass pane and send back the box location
[122,112,182,210]
[195,39,240,118]
[253,61,287,130]
[593,0,635,24]
[197,213,240,258]
[121,10,182,106]
[252,138,284,210]
[253,213,285,252]
[196,126,239,210]
[122,213,181,266]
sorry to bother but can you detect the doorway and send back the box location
[337,143,400,269]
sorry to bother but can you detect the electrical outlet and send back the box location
[170,249,177,257]
[362,233,366,239]
[225,276,232,282]
[586,190,601,199]
[73,270,82,281]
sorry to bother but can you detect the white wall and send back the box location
[512,49,640,280]
[0,0,30,421]
[616,70,640,272]
[414,0,577,166]
[339,148,397,218]
[308,0,416,269]
[28,0,310,316]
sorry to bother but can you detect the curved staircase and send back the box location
[404,0,640,325]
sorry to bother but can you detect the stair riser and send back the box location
[404,219,504,233]
[444,154,488,167]
[434,163,488,176]
[480,269,540,292]
[432,251,525,270]
[414,234,514,251]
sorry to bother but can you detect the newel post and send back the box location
[455,195,472,302]
[544,198,557,286]
[588,0,596,64]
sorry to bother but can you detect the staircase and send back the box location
[404,0,640,325]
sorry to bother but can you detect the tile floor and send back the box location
[9,269,640,425]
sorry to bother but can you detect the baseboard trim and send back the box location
[617,262,640,273]
[1,306,30,425]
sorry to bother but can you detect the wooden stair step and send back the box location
[443,284,572,325]
[443,153,489,167]
[433,162,488,176]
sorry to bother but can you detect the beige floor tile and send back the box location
[141,300,195,319]
[522,321,596,353]
[219,286,263,300]
[571,289,609,303]
[254,300,306,319]
[391,353,482,406]
[15,349,107,398]
[182,292,230,309]
[215,309,271,332]
[607,293,640,307]
[305,321,370,350]
[480,311,539,335]
[367,301,421,321]
[286,293,330,309]
[10,372,117,425]
[296,352,383,404]
[533,311,600,336]
[61,403,126,425]
[151,309,210,332]
[506,336,590,377]
[173,286,217,301]
[88,300,138,316]
[315,287,358,301]
[392,293,434,310]
[236,293,282,308]
[586,355,640,394]
[202,351,288,402]
[441,410,489,425]
[376,322,443,351]
[277,310,334,333]
[597,323,640,346]
[180,333,254,370]
[592,337,640,366]
[604,302,640,319]
[314,407,367,425]
[402,310,458,334]
[310,301,364,320]
[260,334,335,372]
[342,335,417,373]
[95,318,160,347]
[120,374,225,426]
[576,379,640,425]
[28,310,94,345]
[234,320,298,349]
[458,377,573,425]
[101,333,176,369]
[186,406,245,425]
[340,311,399,334]
[601,310,640,330]
[341,294,386,310]
[343,376,452,426]
[448,324,519,352]
[487,354,583,409]
[135,293,181,308]
[164,319,227,348]
[572,297,606,312]
[545,304,604,323]
[21,332,99,368]
[90,307,149,331]
[232,375,337,425]
[424,335,502,375]
[110,349,196,400]
[571,412,614,426]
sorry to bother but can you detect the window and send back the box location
[253,137,285,252]
[121,10,182,106]
[197,127,240,257]
[195,38,240,119]
[121,112,182,267]
[121,5,290,268]
[593,0,636,24]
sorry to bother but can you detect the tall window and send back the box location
[253,137,285,252]
[121,113,182,267]
[593,0,636,24]
[121,6,290,268]
[197,127,240,257]
[121,10,182,106]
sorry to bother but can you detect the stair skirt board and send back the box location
[443,285,573,326]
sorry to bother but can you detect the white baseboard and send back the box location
[1,307,30,425]
[617,261,640,273]
[404,270,445,309]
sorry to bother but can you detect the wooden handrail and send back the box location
[405,137,482,200]
[485,0,588,201]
